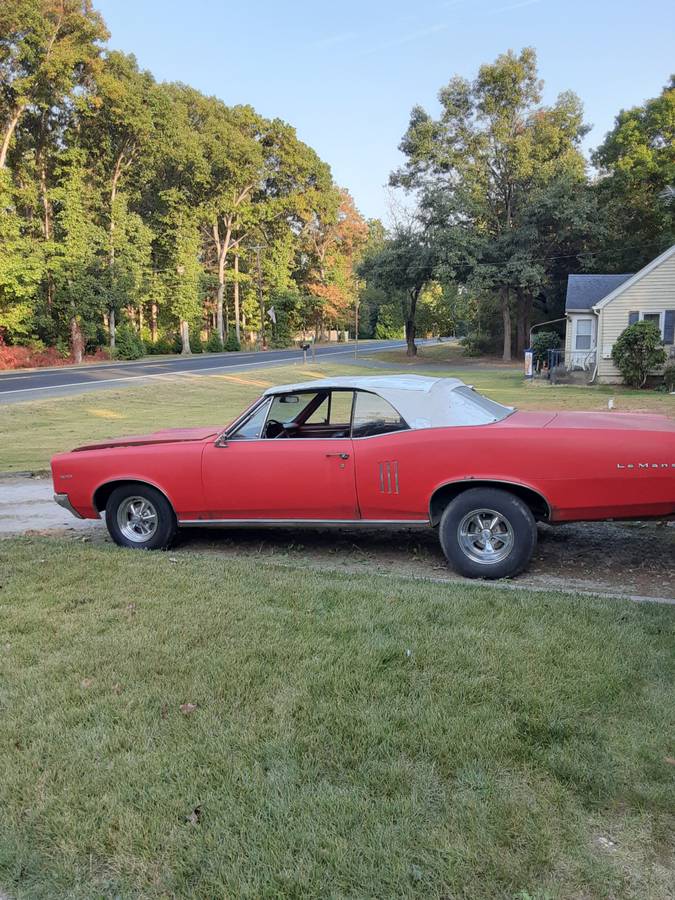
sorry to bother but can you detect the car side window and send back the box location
[306,391,354,426]
[227,399,271,441]
[352,392,408,437]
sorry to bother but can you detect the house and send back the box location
[564,244,675,383]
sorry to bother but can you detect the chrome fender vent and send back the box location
[378,461,399,494]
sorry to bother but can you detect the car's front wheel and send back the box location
[105,484,177,550]
[439,487,537,579]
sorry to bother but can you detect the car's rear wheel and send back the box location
[105,484,177,550]
[439,487,537,579]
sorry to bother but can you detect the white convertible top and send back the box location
[264,375,512,428]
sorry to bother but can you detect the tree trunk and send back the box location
[150,302,158,343]
[515,290,532,357]
[501,287,512,361]
[233,252,241,342]
[180,319,191,355]
[0,106,24,169]
[405,318,417,356]
[108,163,123,351]
[405,288,420,356]
[213,219,232,344]
[70,316,84,364]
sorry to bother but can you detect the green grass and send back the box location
[0,536,674,898]
[1,358,673,473]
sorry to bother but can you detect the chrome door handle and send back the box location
[326,452,350,460]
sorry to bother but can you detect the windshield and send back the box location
[452,386,513,424]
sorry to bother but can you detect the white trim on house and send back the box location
[592,244,675,311]
[569,314,598,370]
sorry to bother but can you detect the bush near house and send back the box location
[611,321,667,388]
[530,331,560,367]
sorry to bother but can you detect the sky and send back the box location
[96,0,674,223]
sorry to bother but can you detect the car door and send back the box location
[200,390,359,521]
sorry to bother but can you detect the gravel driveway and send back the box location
[1,475,673,602]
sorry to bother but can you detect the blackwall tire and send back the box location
[105,484,177,550]
[439,487,537,579]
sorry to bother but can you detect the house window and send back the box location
[575,319,593,350]
[639,311,665,339]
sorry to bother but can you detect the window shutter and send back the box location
[628,311,639,325]
[664,310,675,345]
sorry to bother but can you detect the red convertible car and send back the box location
[51,375,675,579]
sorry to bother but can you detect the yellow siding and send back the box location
[597,251,675,382]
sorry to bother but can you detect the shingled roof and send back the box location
[565,274,634,311]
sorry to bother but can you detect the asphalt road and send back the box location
[0,340,412,403]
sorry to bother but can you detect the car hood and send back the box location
[72,426,220,452]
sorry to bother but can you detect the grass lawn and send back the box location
[0,537,673,898]
[0,357,673,473]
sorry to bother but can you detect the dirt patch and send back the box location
[2,475,673,601]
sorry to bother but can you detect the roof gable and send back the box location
[565,274,633,311]
[592,244,675,310]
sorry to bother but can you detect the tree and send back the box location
[79,50,161,346]
[358,227,435,356]
[0,0,107,168]
[50,149,105,361]
[0,169,44,340]
[592,78,675,272]
[392,48,589,359]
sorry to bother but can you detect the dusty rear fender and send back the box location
[428,477,553,525]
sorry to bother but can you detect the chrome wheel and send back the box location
[116,496,158,543]
[457,507,514,565]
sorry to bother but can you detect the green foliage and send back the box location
[189,327,203,353]
[611,322,667,388]
[460,332,495,357]
[531,331,561,366]
[662,360,675,392]
[392,48,592,359]
[592,77,675,271]
[113,322,144,360]
[144,335,175,355]
[374,305,403,339]
[224,330,241,351]
[205,331,224,352]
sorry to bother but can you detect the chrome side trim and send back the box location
[54,493,84,519]
[178,518,429,528]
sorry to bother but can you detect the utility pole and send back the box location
[253,243,266,350]
[354,299,359,358]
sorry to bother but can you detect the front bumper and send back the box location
[54,492,84,520]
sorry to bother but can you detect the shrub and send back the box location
[190,328,204,353]
[530,330,560,367]
[205,331,224,353]
[144,336,175,355]
[224,330,241,352]
[460,332,492,357]
[611,321,666,388]
[113,324,145,360]
[663,360,675,392]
